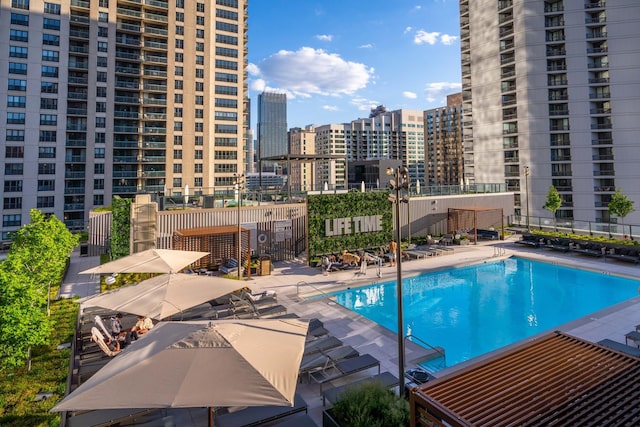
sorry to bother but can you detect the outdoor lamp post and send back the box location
[235,173,245,280]
[523,166,531,231]
[386,165,410,395]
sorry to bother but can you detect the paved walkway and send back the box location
[58,238,640,426]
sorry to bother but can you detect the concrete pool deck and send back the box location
[62,236,640,426]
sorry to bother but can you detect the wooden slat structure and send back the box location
[447,206,504,242]
[410,332,640,427]
[173,226,251,276]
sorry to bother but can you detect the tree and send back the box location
[0,210,79,370]
[543,185,562,231]
[608,188,635,238]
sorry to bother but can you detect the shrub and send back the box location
[330,381,409,427]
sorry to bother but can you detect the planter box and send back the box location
[322,408,341,427]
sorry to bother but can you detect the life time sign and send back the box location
[325,215,383,237]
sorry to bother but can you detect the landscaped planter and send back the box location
[322,408,341,427]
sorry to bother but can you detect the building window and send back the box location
[174,122,183,131]
[194,177,202,187]
[93,195,104,206]
[11,0,30,10]
[175,52,183,62]
[174,80,183,90]
[43,2,60,14]
[7,112,26,124]
[96,102,106,112]
[38,147,56,158]
[195,122,203,132]
[195,42,204,52]
[176,25,184,35]
[195,82,204,91]
[5,164,24,175]
[37,180,54,191]
[175,66,183,76]
[196,55,205,65]
[98,27,108,37]
[9,79,27,91]
[97,71,107,82]
[95,117,106,128]
[195,109,204,118]
[41,65,58,77]
[173,150,182,159]
[6,146,24,158]
[99,0,109,6]
[194,136,204,145]
[42,33,59,45]
[94,163,105,174]
[96,56,107,67]
[95,133,106,144]
[174,107,183,117]
[175,39,184,49]
[173,164,182,173]
[40,97,57,109]
[173,178,182,187]
[10,29,28,42]
[6,130,25,141]
[9,46,28,58]
[196,29,205,39]
[173,135,182,145]
[42,50,59,62]
[176,12,184,22]
[194,164,203,173]
[5,180,23,192]
[7,95,26,108]
[10,13,29,26]
[98,12,108,22]
[4,197,22,210]
[94,179,104,190]
[39,114,57,126]
[96,87,107,97]
[95,148,105,158]
[194,150,203,159]
[37,196,54,208]
[39,130,57,142]
[97,41,108,52]
[196,2,205,12]
[41,81,57,93]
[174,94,183,103]
[195,68,204,79]
[38,163,55,174]
[195,96,204,105]
[3,215,22,227]
[42,18,60,30]
[9,62,28,75]
[176,0,184,7]
[196,16,205,25]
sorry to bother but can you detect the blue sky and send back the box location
[247,1,462,129]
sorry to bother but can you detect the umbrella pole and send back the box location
[209,407,214,427]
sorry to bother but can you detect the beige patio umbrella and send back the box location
[52,319,309,417]
[79,273,243,320]
[80,249,209,275]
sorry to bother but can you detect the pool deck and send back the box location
[62,236,640,426]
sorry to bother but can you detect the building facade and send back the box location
[256,90,287,173]
[288,125,316,192]
[425,93,463,187]
[0,0,248,241]
[461,0,640,224]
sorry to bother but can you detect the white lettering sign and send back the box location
[325,215,382,236]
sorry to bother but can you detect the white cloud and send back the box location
[247,63,260,76]
[255,47,374,98]
[414,30,440,45]
[322,105,339,111]
[351,97,380,112]
[440,34,459,45]
[424,82,462,103]
[250,78,266,92]
[414,5,422,11]
[404,26,413,34]
[359,43,374,49]
[413,29,459,46]
[403,91,417,99]
[316,34,333,42]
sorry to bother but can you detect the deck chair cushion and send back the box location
[91,327,120,357]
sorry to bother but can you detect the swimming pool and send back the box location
[333,257,640,370]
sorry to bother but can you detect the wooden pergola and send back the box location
[447,206,504,243]
[173,225,251,277]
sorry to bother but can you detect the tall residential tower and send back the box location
[257,90,287,174]
[0,0,248,240]
[461,0,640,224]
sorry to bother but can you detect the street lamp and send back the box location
[523,166,530,231]
[386,165,409,395]
[235,173,245,280]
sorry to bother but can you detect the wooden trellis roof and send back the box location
[410,332,640,427]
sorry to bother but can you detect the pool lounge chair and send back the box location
[299,345,360,381]
[310,353,381,393]
[322,371,399,406]
[598,339,640,357]
[214,392,308,427]
[219,258,245,275]
[303,335,343,356]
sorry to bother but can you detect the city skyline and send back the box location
[247,1,462,129]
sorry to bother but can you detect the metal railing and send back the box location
[406,333,446,370]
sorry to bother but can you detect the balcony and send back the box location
[593,154,614,161]
[591,123,612,129]
[591,138,613,145]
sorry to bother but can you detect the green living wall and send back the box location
[111,196,132,259]
[307,191,393,261]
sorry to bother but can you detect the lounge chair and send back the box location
[299,345,360,380]
[90,327,120,357]
[515,235,542,248]
[570,243,604,257]
[606,248,640,264]
[214,392,308,427]
[322,371,399,406]
[219,258,245,275]
[303,335,343,356]
[310,353,381,393]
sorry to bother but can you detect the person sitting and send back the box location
[130,315,154,341]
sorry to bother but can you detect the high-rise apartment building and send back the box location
[0,0,248,241]
[314,123,348,190]
[461,0,640,224]
[257,91,287,173]
[425,93,463,187]
[288,125,316,192]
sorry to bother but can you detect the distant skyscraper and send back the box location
[461,0,640,224]
[257,91,287,173]
[0,0,248,241]
[425,93,463,186]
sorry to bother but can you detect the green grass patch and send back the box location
[0,298,77,427]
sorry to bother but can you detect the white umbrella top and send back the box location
[79,273,243,320]
[52,319,309,411]
[80,249,209,275]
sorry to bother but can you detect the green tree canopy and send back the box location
[543,185,562,230]
[608,188,635,224]
[0,210,78,369]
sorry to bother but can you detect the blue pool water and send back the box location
[333,257,639,369]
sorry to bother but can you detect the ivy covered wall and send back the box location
[307,191,393,260]
[111,196,132,259]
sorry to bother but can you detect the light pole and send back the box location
[523,166,530,231]
[386,166,409,395]
[235,173,245,280]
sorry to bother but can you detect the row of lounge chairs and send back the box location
[515,234,640,264]
[598,326,640,358]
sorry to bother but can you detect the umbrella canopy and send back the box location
[80,249,209,275]
[52,319,309,411]
[79,273,242,320]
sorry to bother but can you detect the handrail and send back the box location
[296,280,333,299]
[406,333,446,368]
